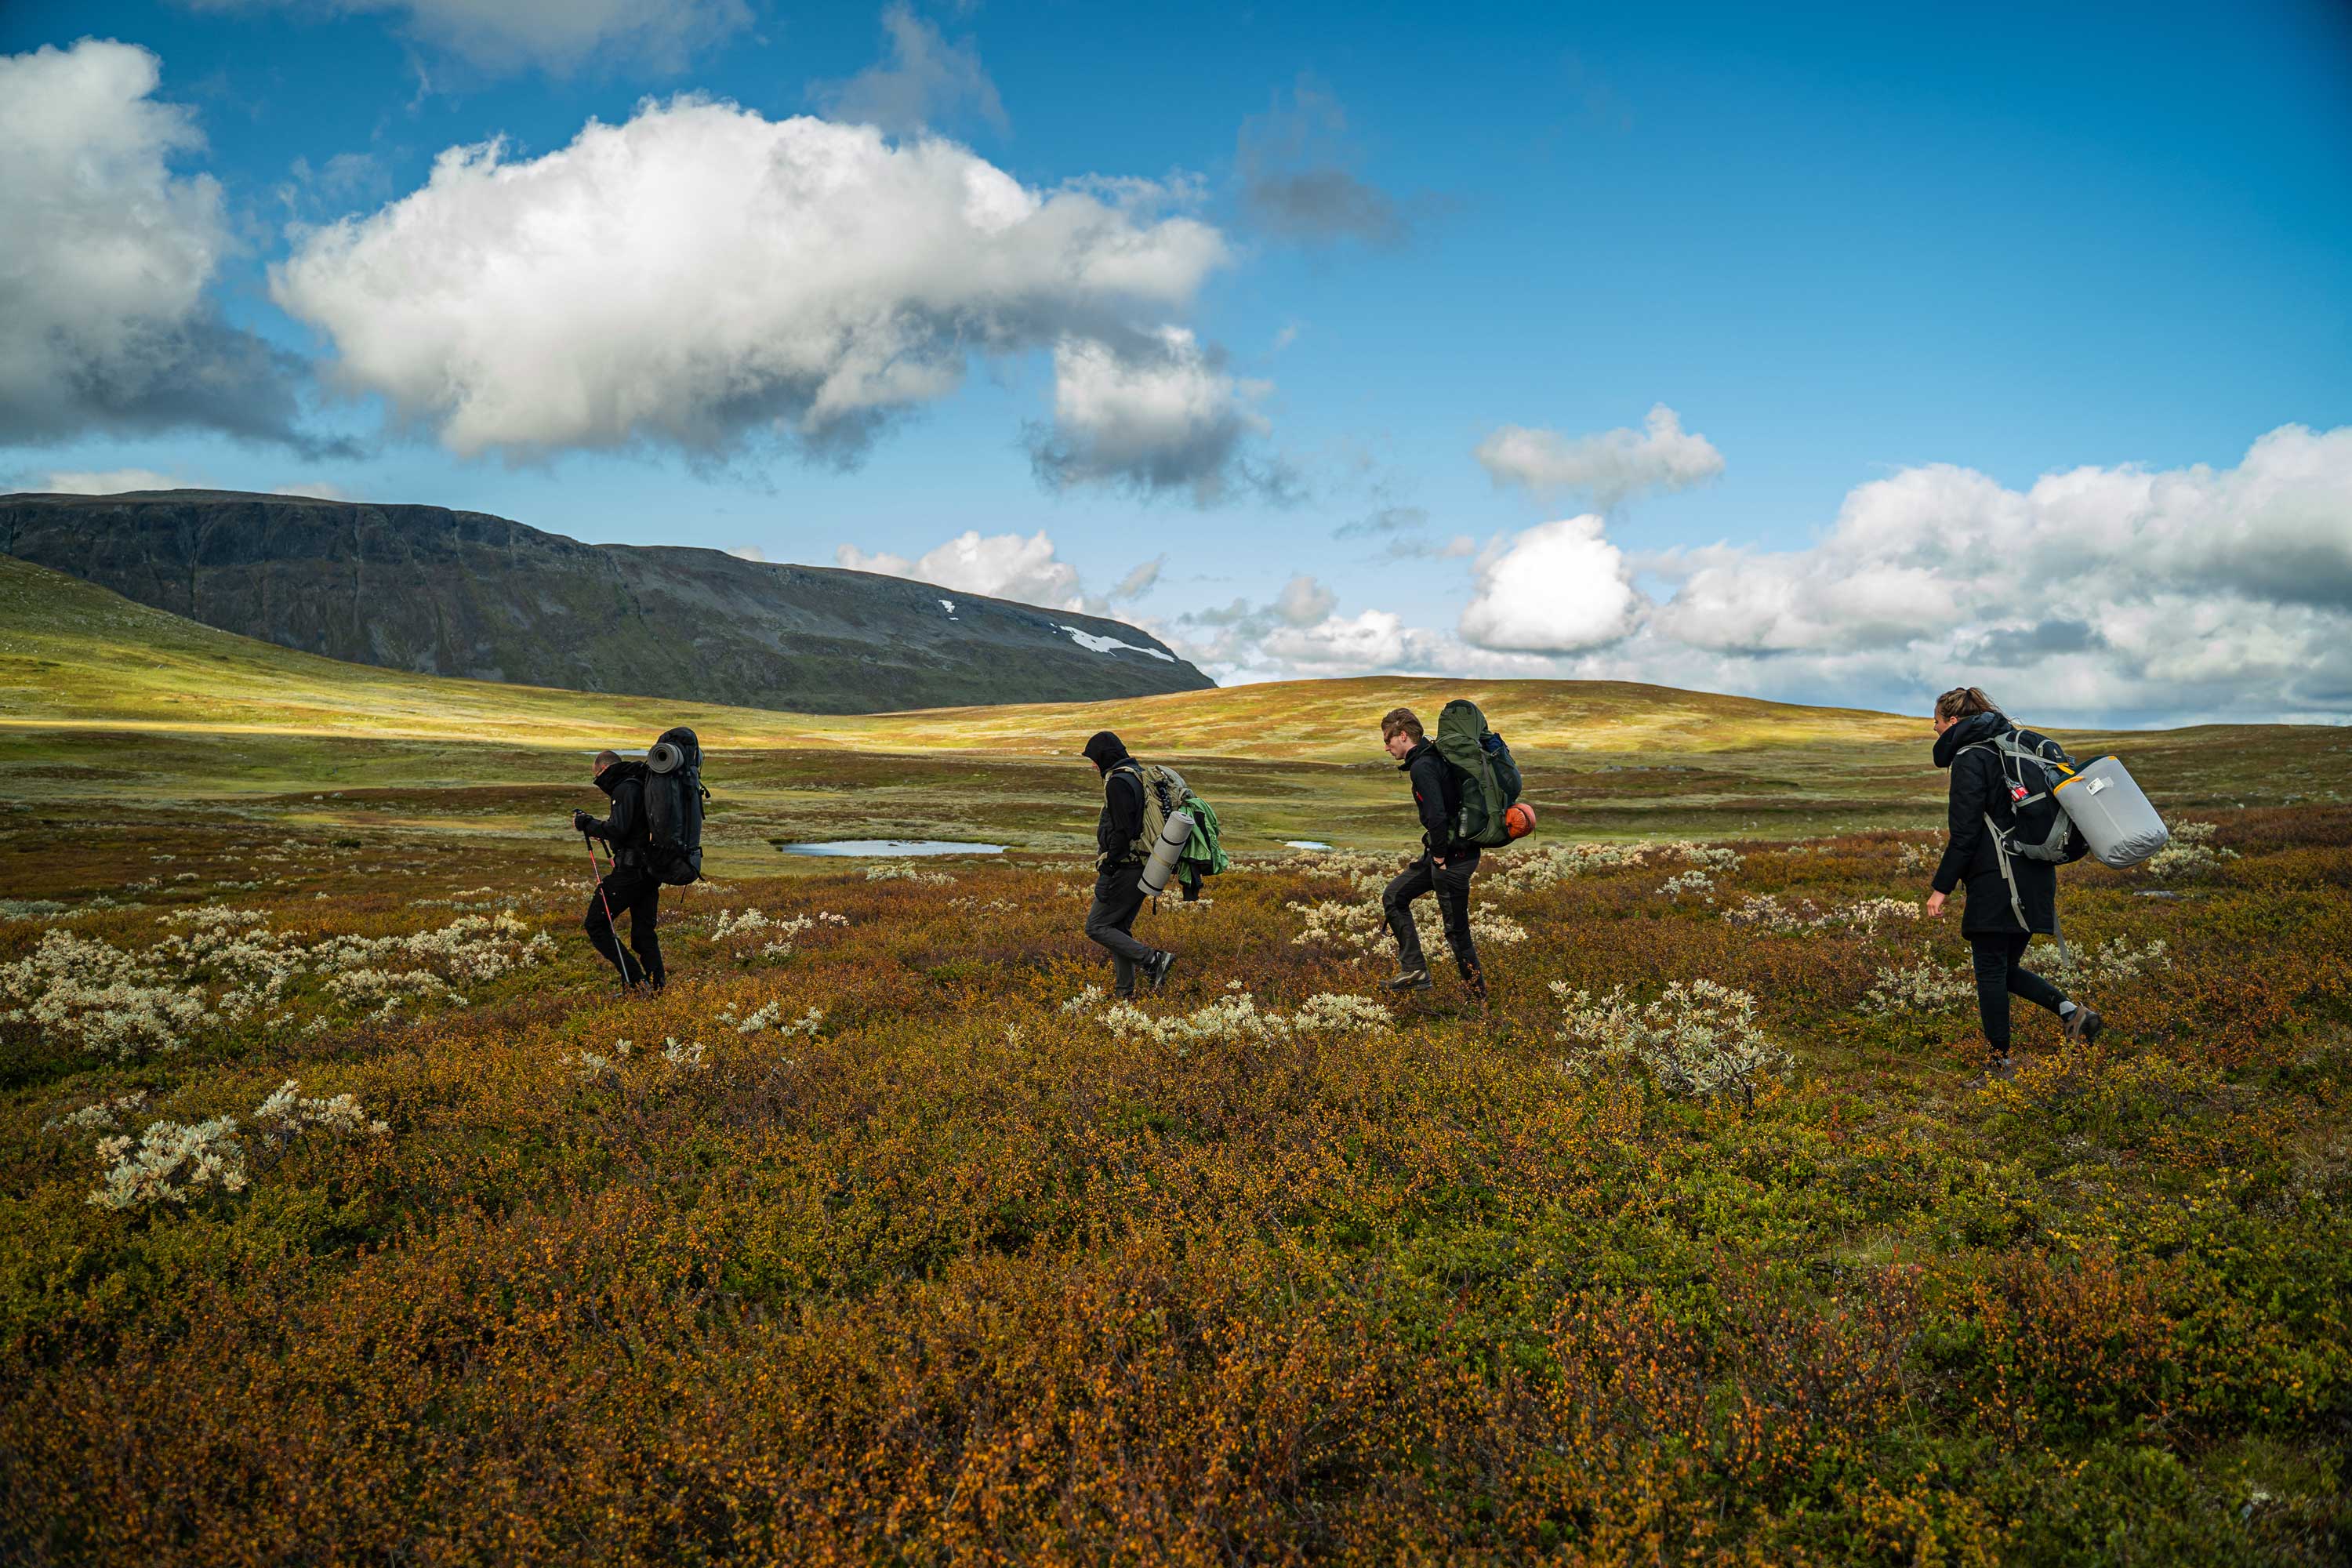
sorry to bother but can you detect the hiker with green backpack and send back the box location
[1080,730,1180,996]
[1378,702,1533,1004]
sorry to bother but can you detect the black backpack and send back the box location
[642,727,707,885]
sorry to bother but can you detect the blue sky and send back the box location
[4,1,2350,724]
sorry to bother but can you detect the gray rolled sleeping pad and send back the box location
[2053,757,2172,869]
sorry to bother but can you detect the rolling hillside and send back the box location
[0,488,1213,713]
[4,552,2342,860]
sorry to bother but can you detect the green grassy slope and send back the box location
[4,551,2343,870]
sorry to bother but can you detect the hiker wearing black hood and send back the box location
[1378,706,1486,1003]
[1080,731,1174,997]
[575,749,666,991]
[1928,687,2100,1081]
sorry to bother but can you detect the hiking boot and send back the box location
[1386,967,1433,992]
[1144,950,1176,991]
[2063,1004,2103,1046]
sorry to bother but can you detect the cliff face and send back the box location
[0,491,1212,713]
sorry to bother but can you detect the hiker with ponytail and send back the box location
[1926,687,2101,1083]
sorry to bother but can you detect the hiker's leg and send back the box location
[2006,933,2065,1017]
[583,878,634,982]
[623,872,665,989]
[1969,935,2015,1057]
[1178,868,1202,902]
[1085,869,1154,997]
[1434,849,1482,982]
[1382,859,1433,970]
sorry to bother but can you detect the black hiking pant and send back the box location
[1384,849,1483,981]
[1085,866,1158,997]
[1969,932,2066,1056]
[585,861,665,988]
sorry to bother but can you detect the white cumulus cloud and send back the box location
[1458,514,1644,653]
[1026,328,1283,503]
[1475,404,1724,507]
[0,40,311,448]
[837,530,1083,611]
[1625,422,2352,721]
[273,96,1234,466]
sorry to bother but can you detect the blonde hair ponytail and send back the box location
[1934,686,1999,721]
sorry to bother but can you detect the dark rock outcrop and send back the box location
[0,490,1212,713]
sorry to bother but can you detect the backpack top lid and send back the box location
[1434,699,1490,751]
[648,727,701,775]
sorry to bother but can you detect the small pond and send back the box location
[1283,840,1334,851]
[776,838,1005,858]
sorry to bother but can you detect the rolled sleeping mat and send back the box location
[647,741,684,775]
[1138,809,1196,896]
[2054,756,2171,868]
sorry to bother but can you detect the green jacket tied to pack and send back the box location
[1115,760,1229,892]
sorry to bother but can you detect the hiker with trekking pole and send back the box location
[573,728,708,993]
[1924,685,2170,1084]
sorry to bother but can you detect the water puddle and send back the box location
[776,839,1005,858]
[1284,840,1334,851]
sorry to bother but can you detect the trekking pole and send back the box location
[582,830,640,988]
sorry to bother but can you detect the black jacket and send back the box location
[1401,739,1465,855]
[1932,711,2061,935]
[583,760,651,866]
[1095,758,1146,867]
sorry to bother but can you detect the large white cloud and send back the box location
[186,0,751,76]
[1457,514,1643,653]
[1623,423,2352,721]
[274,96,1237,470]
[0,40,310,447]
[1475,404,1724,506]
[1192,425,2352,724]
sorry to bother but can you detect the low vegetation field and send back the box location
[1,554,2348,1563]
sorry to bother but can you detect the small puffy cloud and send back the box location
[186,0,752,76]
[34,468,191,495]
[1475,404,1724,507]
[1458,514,1644,653]
[1237,76,1412,247]
[1273,574,1338,626]
[1109,557,1163,601]
[269,479,350,500]
[1026,329,1284,504]
[811,2,1007,136]
[838,530,1083,610]
[726,543,769,562]
[0,40,312,448]
[274,97,1231,464]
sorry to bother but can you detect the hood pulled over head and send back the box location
[1082,731,1129,772]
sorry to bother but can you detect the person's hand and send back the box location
[1925,889,1947,918]
[572,810,592,833]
